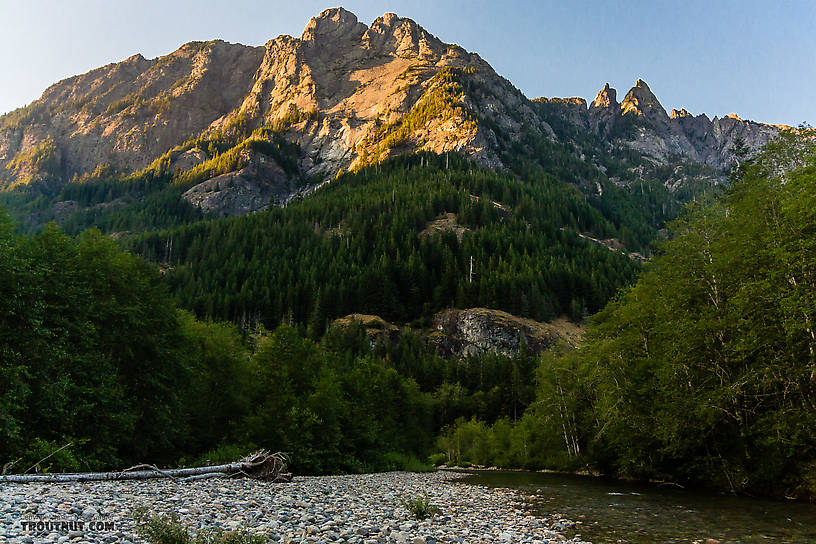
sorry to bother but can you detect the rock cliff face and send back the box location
[430,308,573,358]
[588,82,620,136]
[0,41,263,182]
[217,7,549,178]
[331,308,582,359]
[181,148,295,217]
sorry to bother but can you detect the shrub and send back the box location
[190,444,257,466]
[427,453,447,466]
[134,508,266,544]
[400,494,441,521]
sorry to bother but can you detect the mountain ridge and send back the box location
[0,6,787,221]
[538,78,783,169]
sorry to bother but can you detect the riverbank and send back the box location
[0,471,588,544]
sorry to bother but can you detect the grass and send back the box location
[400,494,441,521]
[134,508,265,544]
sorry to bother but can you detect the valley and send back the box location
[0,7,814,544]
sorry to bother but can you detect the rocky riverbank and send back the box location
[0,471,589,544]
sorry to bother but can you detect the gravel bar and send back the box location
[0,470,590,544]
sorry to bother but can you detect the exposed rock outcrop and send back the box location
[431,308,570,358]
[181,148,294,216]
[0,7,551,194]
[331,308,583,359]
[331,314,402,347]
[588,83,620,136]
[220,7,550,178]
[0,40,264,185]
[0,7,788,215]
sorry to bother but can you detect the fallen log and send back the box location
[0,450,292,484]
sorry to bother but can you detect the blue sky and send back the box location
[1,0,813,125]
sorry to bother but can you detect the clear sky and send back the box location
[1,0,813,126]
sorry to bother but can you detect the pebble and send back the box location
[0,471,589,543]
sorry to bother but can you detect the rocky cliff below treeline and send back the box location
[332,308,584,359]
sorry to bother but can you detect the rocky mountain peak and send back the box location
[590,83,618,110]
[620,79,667,119]
[363,12,444,58]
[670,107,692,119]
[300,7,367,43]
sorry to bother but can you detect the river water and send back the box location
[459,470,816,543]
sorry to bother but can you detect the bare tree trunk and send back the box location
[0,451,291,484]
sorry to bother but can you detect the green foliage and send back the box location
[1,212,543,473]
[0,102,49,130]
[7,137,60,182]
[462,130,816,498]
[0,217,245,469]
[239,324,434,473]
[427,453,447,466]
[380,452,437,473]
[134,508,266,544]
[13,438,84,474]
[269,103,319,133]
[189,444,257,467]
[400,494,441,520]
[105,93,140,116]
[172,132,300,188]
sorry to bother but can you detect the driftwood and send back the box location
[0,450,292,484]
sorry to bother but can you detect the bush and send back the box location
[400,494,441,521]
[13,439,84,474]
[427,453,447,466]
[190,444,257,466]
[134,508,266,544]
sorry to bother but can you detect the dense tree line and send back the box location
[0,217,194,469]
[0,211,543,473]
[438,131,816,499]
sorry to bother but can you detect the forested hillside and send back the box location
[127,152,645,329]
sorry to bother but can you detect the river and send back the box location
[459,470,816,543]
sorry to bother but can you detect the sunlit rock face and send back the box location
[1,6,557,211]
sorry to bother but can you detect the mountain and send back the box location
[0,8,548,213]
[0,7,785,223]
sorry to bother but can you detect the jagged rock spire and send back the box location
[620,79,668,119]
[590,82,618,110]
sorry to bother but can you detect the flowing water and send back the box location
[459,470,816,543]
